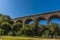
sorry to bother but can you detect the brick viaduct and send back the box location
[13,11,60,26]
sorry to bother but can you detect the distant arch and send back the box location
[16,20,22,23]
[25,18,34,24]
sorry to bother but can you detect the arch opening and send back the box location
[49,15,60,28]
[16,20,22,23]
[25,19,34,25]
[38,20,47,25]
[37,17,47,26]
[16,20,23,28]
[49,15,60,21]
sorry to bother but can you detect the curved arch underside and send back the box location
[36,17,47,25]
[16,20,22,23]
[49,15,60,21]
[38,20,47,25]
[25,19,34,24]
[37,17,46,21]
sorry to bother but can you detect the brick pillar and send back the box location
[47,20,50,26]
[23,21,25,27]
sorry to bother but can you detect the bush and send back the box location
[0,29,4,36]
[8,31,13,36]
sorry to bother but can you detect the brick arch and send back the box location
[34,17,47,25]
[49,15,60,21]
[12,11,60,26]
[16,20,22,23]
[36,17,47,21]
[25,18,34,24]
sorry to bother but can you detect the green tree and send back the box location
[2,15,12,22]
[38,25,46,37]
[48,23,59,38]
[0,29,4,36]
[0,14,11,22]
[12,22,22,36]
[30,18,39,36]
[20,24,31,36]
[1,22,11,35]
[43,30,50,38]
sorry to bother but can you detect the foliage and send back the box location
[0,29,4,36]
[8,31,13,36]
[12,22,22,36]
[1,22,11,35]
[0,14,59,38]
[20,24,32,36]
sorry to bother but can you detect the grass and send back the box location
[0,36,60,40]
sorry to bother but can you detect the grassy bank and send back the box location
[0,36,60,40]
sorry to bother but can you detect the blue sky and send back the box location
[0,0,60,18]
[0,0,60,25]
